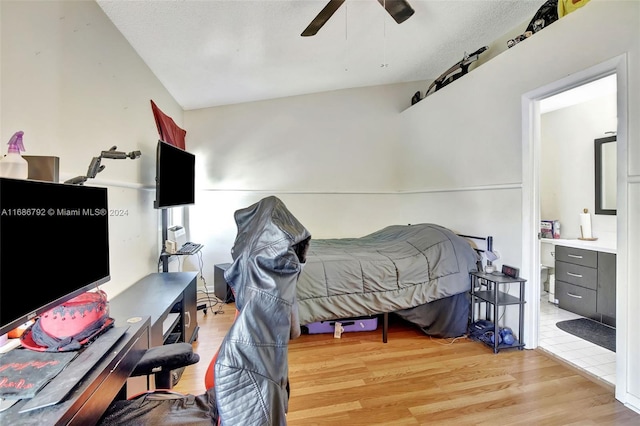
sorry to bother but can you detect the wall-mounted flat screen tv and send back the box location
[0,177,110,337]
[154,140,196,209]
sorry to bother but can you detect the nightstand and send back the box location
[469,271,526,353]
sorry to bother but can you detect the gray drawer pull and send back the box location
[566,292,583,299]
[568,254,583,259]
[566,272,583,278]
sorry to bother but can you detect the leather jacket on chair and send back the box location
[214,196,311,425]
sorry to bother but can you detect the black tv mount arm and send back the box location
[65,146,142,185]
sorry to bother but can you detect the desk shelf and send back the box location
[163,312,181,343]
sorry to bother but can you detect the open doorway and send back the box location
[521,55,628,395]
[536,74,617,385]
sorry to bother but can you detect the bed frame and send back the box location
[373,233,491,343]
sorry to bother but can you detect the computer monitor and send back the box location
[153,140,196,209]
[0,177,111,337]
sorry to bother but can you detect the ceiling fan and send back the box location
[301,0,415,37]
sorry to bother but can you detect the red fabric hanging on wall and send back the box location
[150,100,186,150]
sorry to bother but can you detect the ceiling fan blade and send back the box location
[301,0,346,37]
[377,0,415,24]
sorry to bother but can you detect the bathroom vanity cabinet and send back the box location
[555,245,616,327]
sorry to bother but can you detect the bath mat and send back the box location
[556,318,615,352]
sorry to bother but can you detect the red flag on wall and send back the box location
[150,100,186,150]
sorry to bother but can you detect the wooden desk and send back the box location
[0,316,150,425]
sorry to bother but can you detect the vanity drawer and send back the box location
[555,261,597,290]
[556,281,597,318]
[555,245,598,268]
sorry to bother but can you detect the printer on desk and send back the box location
[166,225,187,254]
[168,225,187,248]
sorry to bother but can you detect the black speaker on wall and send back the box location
[214,263,234,303]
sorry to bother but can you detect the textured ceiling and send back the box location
[97,0,544,110]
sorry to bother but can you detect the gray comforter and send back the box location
[296,223,480,325]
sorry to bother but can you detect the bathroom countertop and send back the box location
[541,237,616,254]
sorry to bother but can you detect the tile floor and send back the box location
[538,292,616,386]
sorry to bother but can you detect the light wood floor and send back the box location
[174,302,639,425]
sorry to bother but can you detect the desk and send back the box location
[109,272,199,347]
[0,273,198,424]
[0,316,149,425]
[109,272,199,391]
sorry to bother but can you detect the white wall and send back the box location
[182,82,425,276]
[0,1,183,297]
[186,83,420,193]
[541,93,617,239]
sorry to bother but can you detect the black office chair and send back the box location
[99,196,310,426]
[129,342,200,390]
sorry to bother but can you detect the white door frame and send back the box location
[521,55,628,400]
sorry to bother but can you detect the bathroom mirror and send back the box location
[595,135,616,215]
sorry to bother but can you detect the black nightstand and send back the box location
[469,271,526,353]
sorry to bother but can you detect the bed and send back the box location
[296,223,483,340]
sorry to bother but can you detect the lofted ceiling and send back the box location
[96,0,544,110]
